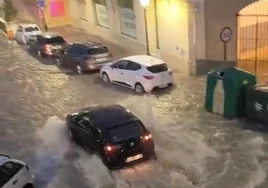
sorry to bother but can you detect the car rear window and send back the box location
[87,47,109,55]
[44,36,65,44]
[25,27,39,32]
[108,121,143,143]
[146,63,168,73]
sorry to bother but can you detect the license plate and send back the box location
[126,154,143,163]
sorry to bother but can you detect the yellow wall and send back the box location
[44,0,72,28]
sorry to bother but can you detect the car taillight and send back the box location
[142,134,152,141]
[104,145,121,152]
[143,75,154,80]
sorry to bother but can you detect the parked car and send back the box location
[100,55,174,93]
[66,104,156,169]
[0,154,34,188]
[27,32,66,57]
[56,42,112,74]
[15,24,41,44]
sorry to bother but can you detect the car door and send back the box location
[1,162,24,188]
[65,45,82,68]
[60,44,73,67]
[110,60,128,84]
[124,61,142,87]
[88,125,102,153]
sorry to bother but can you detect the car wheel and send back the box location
[23,183,34,188]
[134,83,145,93]
[102,72,110,82]
[76,64,83,74]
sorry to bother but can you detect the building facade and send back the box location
[41,0,72,28]
[69,0,206,74]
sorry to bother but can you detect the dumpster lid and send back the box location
[255,85,268,92]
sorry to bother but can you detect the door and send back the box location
[88,125,102,152]
[1,162,24,188]
[65,45,84,68]
[60,44,73,67]
[110,60,128,84]
[124,61,141,87]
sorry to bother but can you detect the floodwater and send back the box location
[1,40,268,188]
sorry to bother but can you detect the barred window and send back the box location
[117,0,133,10]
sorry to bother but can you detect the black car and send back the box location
[27,32,66,57]
[56,42,112,74]
[66,104,155,169]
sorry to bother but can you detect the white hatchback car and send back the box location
[100,55,174,93]
[15,24,41,44]
[0,154,34,188]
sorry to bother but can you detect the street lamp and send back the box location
[140,0,150,55]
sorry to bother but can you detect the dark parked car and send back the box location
[56,42,112,74]
[27,32,66,57]
[66,104,156,169]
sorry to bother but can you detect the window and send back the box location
[25,26,39,32]
[1,162,23,178]
[125,61,141,71]
[117,0,136,38]
[147,63,168,73]
[72,45,85,55]
[93,0,109,28]
[0,167,11,187]
[108,121,143,143]
[113,60,128,69]
[87,47,108,55]
[117,0,133,9]
[44,36,65,44]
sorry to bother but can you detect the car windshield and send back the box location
[108,121,143,143]
[87,47,108,55]
[147,63,168,73]
[45,36,65,44]
[25,26,39,32]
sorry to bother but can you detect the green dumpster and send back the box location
[245,85,268,123]
[205,67,256,118]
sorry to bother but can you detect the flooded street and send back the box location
[1,39,268,188]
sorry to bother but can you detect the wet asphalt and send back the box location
[1,37,268,188]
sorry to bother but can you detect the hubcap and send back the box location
[76,65,82,74]
[135,84,144,93]
[37,51,41,56]
[102,74,109,82]
[56,57,61,65]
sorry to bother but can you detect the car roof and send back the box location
[80,105,137,130]
[40,32,61,38]
[19,23,39,28]
[77,41,105,49]
[121,55,165,67]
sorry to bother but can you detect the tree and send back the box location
[4,0,17,22]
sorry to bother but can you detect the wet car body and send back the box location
[27,32,66,57]
[66,105,155,169]
[56,42,112,74]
